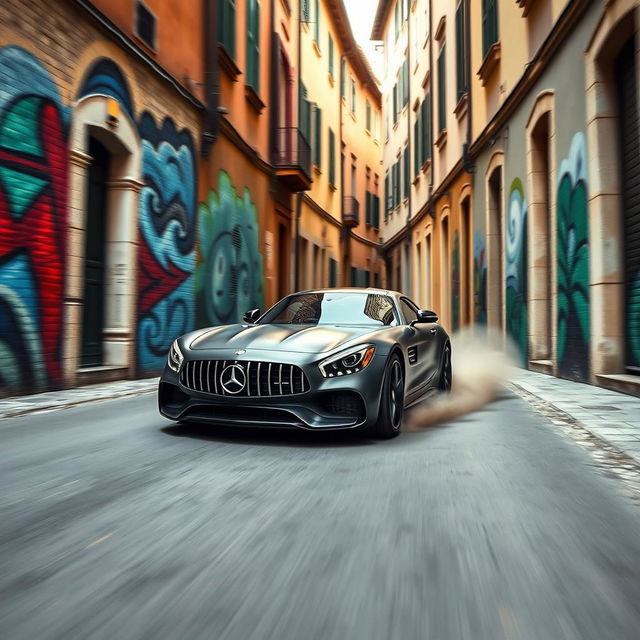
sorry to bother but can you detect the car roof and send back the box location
[292,287,403,298]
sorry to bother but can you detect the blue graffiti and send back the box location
[77,58,133,117]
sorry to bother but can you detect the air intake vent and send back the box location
[180,360,309,397]
[407,346,418,365]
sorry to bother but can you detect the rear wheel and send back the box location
[370,354,404,439]
[438,344,452,392]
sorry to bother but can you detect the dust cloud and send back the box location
[407,328,518,430]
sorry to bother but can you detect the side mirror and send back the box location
[413,309,438,324]
[243,308,261,324]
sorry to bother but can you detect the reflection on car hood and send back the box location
[189,323,380,354]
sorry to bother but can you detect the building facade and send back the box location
[0,0,382,397]
[373,0,640,395]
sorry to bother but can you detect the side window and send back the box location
[398,298,418,324]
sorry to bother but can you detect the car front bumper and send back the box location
[158,353,388,430]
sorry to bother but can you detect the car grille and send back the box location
[180,360,309,397]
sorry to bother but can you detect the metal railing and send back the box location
[274,127,311,180]
[342,196,360,227]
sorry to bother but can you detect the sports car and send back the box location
[158,288,451,438]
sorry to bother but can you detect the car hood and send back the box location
[188,323,381,354]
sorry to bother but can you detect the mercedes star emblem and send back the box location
[235,349,246,355]
[220,364,247,394]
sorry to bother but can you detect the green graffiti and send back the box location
[473,230,487,325]
[557,133,589,381]
[506,178,528,365]
[196,171,264,326]
[451,230,460,332]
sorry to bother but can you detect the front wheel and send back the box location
[438,344,452,392]
[370,354,405,439]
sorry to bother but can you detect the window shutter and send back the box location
[403,146,409,198]
[341,59,346,97]
[329,34,334,78]
[300,83,311,142]
[303,0,310,22]
[414,117,420,175]
[385,174,390,217]
[373,194,380,229]
[365,191,371,225]
[246,0,259,92]
[328,129,335,185]
[366,100,371,131]
[482,0,498,58]
[313,106,322,167]
[402,60,409,106]
[438,44,446,133]
[314,0,320,43]
[456,1,466,100]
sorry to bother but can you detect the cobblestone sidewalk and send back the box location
[0,377,159,420]
[511,369,640,465]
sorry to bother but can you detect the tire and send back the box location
[438,343,452,392]
[370,353,405,439]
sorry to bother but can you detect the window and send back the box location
[135,1,156,50]
[385,173,391,218]
[300,83,311,143]
[393,159,400,208]
[366,99,371,131]
[456,0,467,100]
[414,116,420,175]
[341,59,346,98]
[373,180,380,229]
[403,145,409,198]
[398,298,418,324]
[314,0,320,45]
[313,105,322,167]
[328,34,334,79]
[350,77,356,115]
[366,191,372,226]
[246,0,260,92]
[482,0,498,58]
[437,43,446,133]
[394,2,399,41]
[392,82,398,123]
[328,128,335,185]
[402,59,409,106]
[302,0,310,22]
[421,93,431,163]
[217,0,236,58]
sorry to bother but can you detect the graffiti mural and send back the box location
[629,273,640,369]
[137,112,197,372]
[77,57,134,117]
[451,230,460,332]
[196,171,264,327]
[506,178,528,364]
[473,230,487,325]
[557,133,589,381]
[0,46,68,392]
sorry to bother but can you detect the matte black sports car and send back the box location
[159,288,451,438]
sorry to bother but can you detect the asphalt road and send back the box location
[1,390,640,640]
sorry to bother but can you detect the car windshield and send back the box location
[259,292,398,326]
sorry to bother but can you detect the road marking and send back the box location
[85,533,113,549]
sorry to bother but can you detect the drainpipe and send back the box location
[293,0,303,293]
[339,53,346,287]
[405,6,413,293]
[464,0,472,173]
[428,0,434,218]
[201,0,218,154]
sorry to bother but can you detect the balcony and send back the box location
[273,127,312,191]
[342,196,360,228]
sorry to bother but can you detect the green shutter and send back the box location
[456,1,466,100]
[385,174,390,217]
[329,34,334,78]
[365,191,371,225]
[482,0,498,58]
[394,3,399,41]
[351,78,356,114]
[329,258,337,287]
[314,0,320,43]
[218,0,236,59]
[300,83,310,142]
[414,117,420,175]
[366,100,371,131]
[438,44,446,133]
[313,106,322,166]
[303,0,310,22]
[329,129,335,185]
[373,194,380,229]
[341,59,346,97]
[402,60,409,106]
[246,0,259,92]
[403,146,409,198]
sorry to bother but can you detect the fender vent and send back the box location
[407,346,418,365]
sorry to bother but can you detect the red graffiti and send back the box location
[137,235,190,315]
[0,100,67,384]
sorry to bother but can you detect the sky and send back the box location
[343,0,384,78]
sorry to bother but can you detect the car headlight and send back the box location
[168,340,184,372]
[319,344,375,378]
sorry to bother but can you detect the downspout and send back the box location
[428,0,434,218]
[293,0,303,293]
[201,0,219,154]
[405,5,412,291]
[269,0,277,162]
[339,53,346,287]
[464,0,472,172]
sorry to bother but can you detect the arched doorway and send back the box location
[65,95,142,385]
[485,155,504,338]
